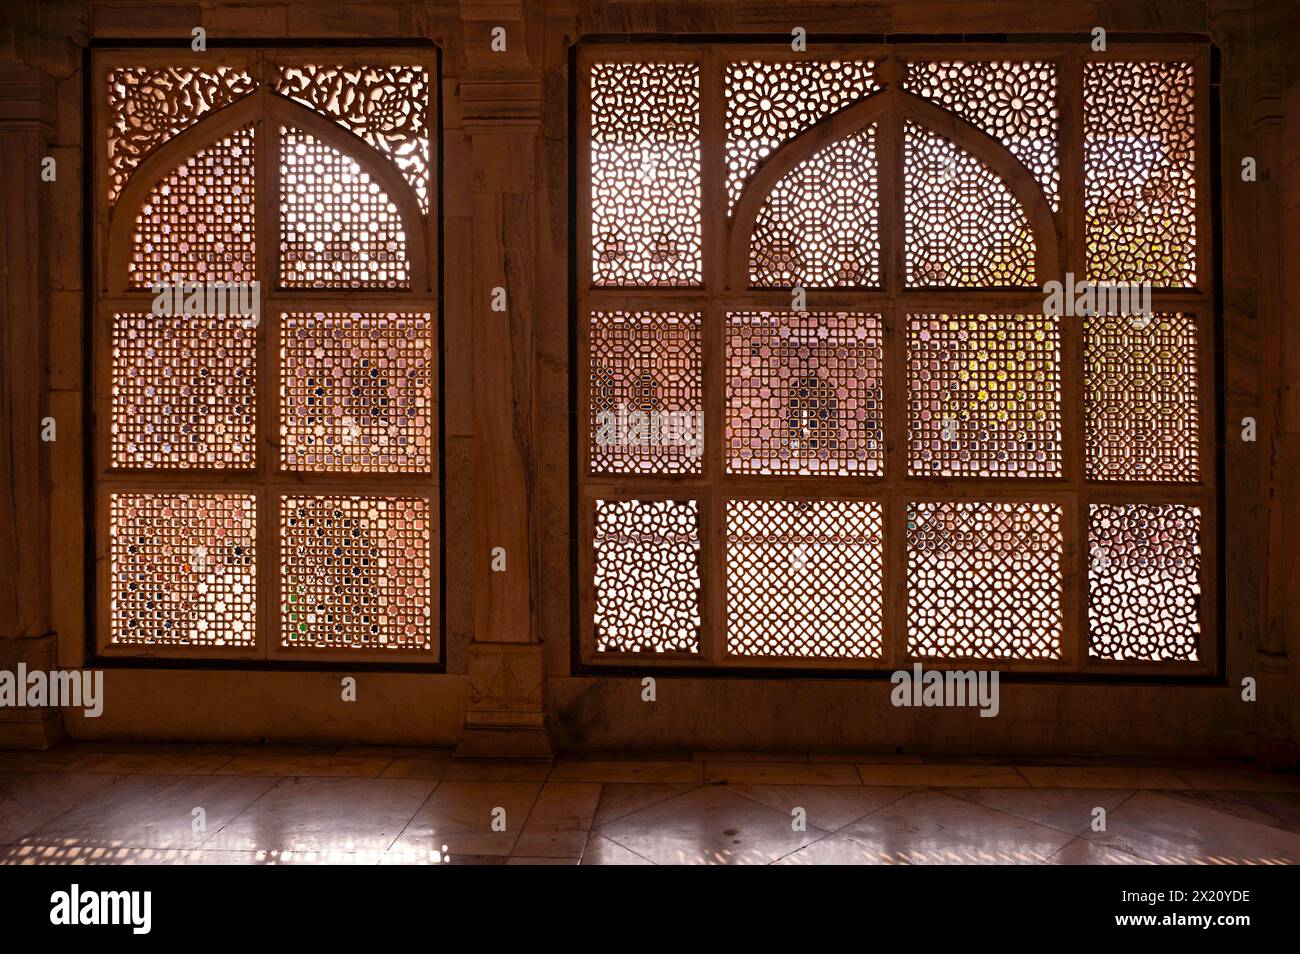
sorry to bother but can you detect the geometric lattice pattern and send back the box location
[109,493,257,647]
[904,121,1035,286]
[128,126,256,287]
[725,59,877,211]
[904,60,1059,210]
[1085,313,1198,482]
[726,312,883,475]
[111,314,256,469]
[726,499,883,658]
[108,67,257,204]
[749,126,880,287]
[593,499,700,654]
[907,315,1061,477]
[907,501,1062,659]
[276,65,431,213]
[280,313,434,473]
[590,63,702,286]
[1088,504,1200,661]
[280,127,410,288]
[280,496,433,651]
[1085,62,1197,286]
[589,312,702,475]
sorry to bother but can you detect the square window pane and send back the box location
[1085,313,1198,481]
[589,311,702,475]
[280,312,434,473]
[727,498,883,658]
[111,313,256,469]
[109,493,256,647]
[907,500,1062,659]
[1089,503,1200,661]
[727,311,883,475]
[1085,62,1196,286]
[280,495,433,651]
[590,62,701,286]
[908,315,1061,477]
[594,499,700,654]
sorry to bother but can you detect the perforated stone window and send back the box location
[94,48,439,663]
[578,43,1215,675]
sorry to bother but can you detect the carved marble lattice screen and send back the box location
[578,44,1214,675]
[94,49,439,662]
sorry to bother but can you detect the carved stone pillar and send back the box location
[0,56,59,747]
[453,1,550,757]
[1247,0,1298,769]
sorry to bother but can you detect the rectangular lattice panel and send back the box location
[589,62,702,286]
[1084,313,1198,482]
[280,312,434,473]
[129,126,256,287]
[1084,62,1197,286]
[593,499,701,654]
[109,493,257,648]
[111,313,256,469]
[280,495,433,651]
[1088,503,1201,661]
[279,127,410,289]
[907,501,1062,659]
[726,499,883,658]
[907,315,1061,477]
[589,312,702,475]
[726,312,883,475]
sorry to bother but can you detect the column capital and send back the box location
[458,70,544,132]
[0,2,90,81]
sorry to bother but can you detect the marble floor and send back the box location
[2,743,1298,864]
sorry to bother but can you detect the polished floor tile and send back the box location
[381,758,551,782]
[856,764,1030,788]
[1018,766,1186,790]
[550,760,703,784]
[61,752,234,776]
[0,750,83,773]
[1171,767,1300,792]
[838,790,1075,864]
[0,772,122,845]
[524,782,602,830]
[1083,790,1300,864]
[1164,789,1300,836]
[6,744,1298,866]
[203,776,435,857]
[704,762,862,786]
[216,755,392,778]
[1045,838,1154,865]
[185,848,376,865]
[772,833,895,865]
[947,787,1135,836]
[729,784,912,832]
[591,783,702,828]
[508,855,580,865]
[693,751,807,763]
[597,784,825,864]
[581,832,654,865]
[510,828,587,858]
[21,774,279,851]
[389,780,542,857]
[0,844,193,865]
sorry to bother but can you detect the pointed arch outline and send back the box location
[725,86,1061,290]
[107,87,429,293]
